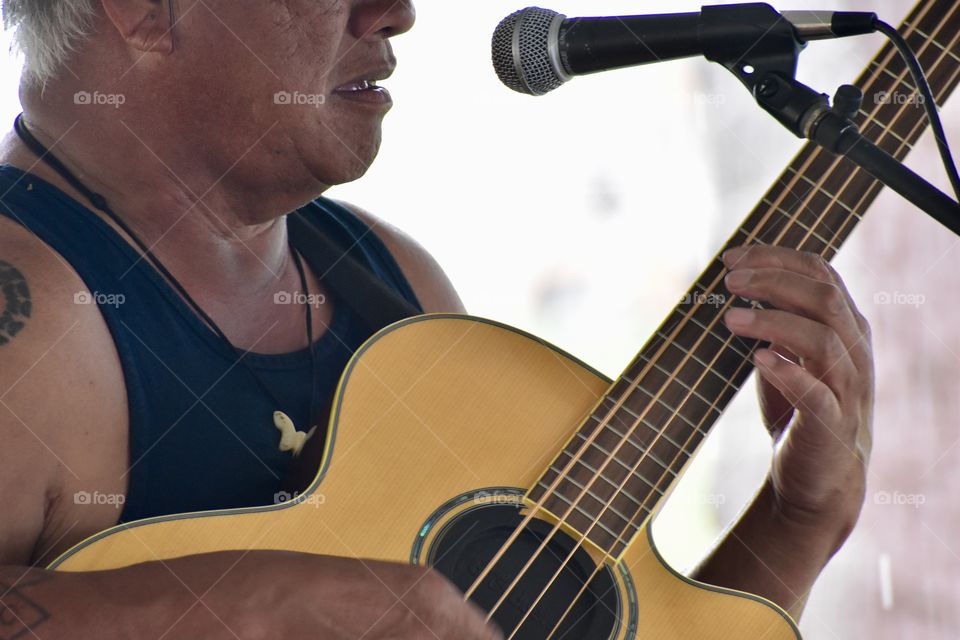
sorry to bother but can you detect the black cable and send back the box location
[874,20,960,202]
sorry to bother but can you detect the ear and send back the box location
[100,0,174,54]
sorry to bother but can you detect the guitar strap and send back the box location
[287,209,422,336]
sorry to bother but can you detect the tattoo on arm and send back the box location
[0,261,31,346]
[0,573,52,639]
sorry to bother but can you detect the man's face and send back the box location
[162,0,415,193]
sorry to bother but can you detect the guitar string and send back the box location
[465,0,944,610]
[468,0,940,615]
[538,21,960,640]
[476,2,952,631]
[531,12,959,639]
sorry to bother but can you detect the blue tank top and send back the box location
[0,165,423,522]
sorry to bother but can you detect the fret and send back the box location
[819,159,875,212]
[589,380,710,453]
[731,225,773,249]
[902,24,960,64]
[867,59,916,92]
[680,316,751,361]
[558,436,668,497]
[537,490,638,556]
[760,198,842,253]
[548,453,628,497]
[745,204,817,250]
[754,147,831,226]
[632,328,751,424]
[651,330,739,389]
[540,453,659,513]
[626,360,726,414]
[605,371,708,436]
[564,440,667,498]
[530,0,960,557]
[906,2,959,55]
[615,370,724,437]
[632,341,741,410]
[584,404,677,476]
[771,172,844,223]
[598,395,702,453]
[563,412,683,481]
[667,302,736,350]
[787,148,856,204]
[589,408,698,457]
[597,408,693,467]
[635,326,729,385]
[794,181,863,221]
[804,190,863,244]
[781,165,869,221]
[760,198,835,255]
[627,382,718,443]
[535,479,639,536]
[860,111,914,149]
[760,184,861,252]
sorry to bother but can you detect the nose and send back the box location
[350,0,416,40]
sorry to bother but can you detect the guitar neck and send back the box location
[531,0,960,558]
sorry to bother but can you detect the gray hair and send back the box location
[2,0,97,87]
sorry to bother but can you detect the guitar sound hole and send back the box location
[430,505,620,639]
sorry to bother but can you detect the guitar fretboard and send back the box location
[529,0,960,558]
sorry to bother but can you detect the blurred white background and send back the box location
[3,0,959,637]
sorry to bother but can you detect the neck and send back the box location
[3,112,305,301]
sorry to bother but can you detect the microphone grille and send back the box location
[492,7,568,96]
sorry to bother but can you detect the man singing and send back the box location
[0,1,873,637]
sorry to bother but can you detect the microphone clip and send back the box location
[700,3,805,85]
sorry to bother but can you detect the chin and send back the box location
[303,151,376,188]
[322,136,383,185]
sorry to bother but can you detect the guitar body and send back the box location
[51,315,799,639]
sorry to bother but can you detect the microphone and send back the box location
[492,4,878,96]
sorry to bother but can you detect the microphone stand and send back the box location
[699,3,960,236]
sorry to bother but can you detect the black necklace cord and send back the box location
[12,113,320,434]
[290,246,320,435]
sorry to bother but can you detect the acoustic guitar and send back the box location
[49,1,960,637]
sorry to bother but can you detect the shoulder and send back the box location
[0,217,128,565]
[0,217,119,382]
[331,200,467,314]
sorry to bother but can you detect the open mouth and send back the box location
[333,68,395,106]
[335,80,379,92]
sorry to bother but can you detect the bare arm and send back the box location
[690,480,839,619]
[1,551,505,639]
